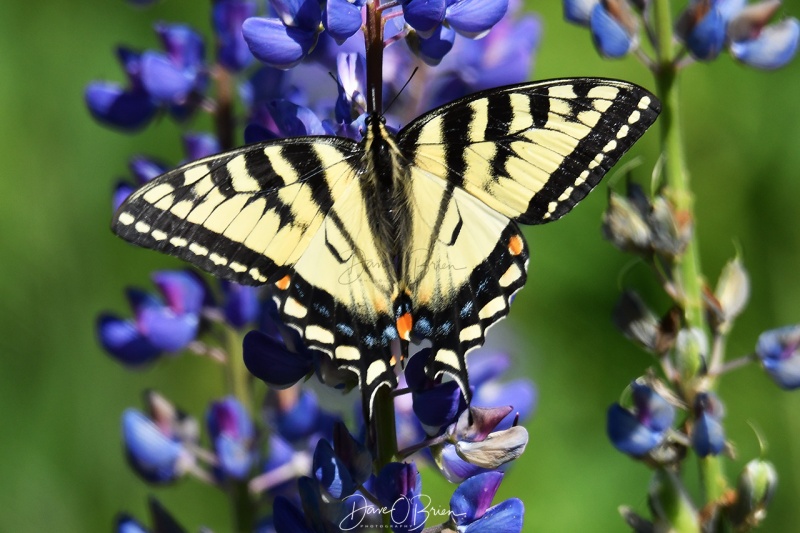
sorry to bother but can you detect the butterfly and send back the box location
[113,78,660,416]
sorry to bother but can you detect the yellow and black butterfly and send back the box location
[113,78,660,415]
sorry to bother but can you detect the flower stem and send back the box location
[651,0,727,513]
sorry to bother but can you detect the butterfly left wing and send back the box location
[113,138,402,407]
[397,78,660,398]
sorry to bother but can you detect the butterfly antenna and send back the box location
[384,67,419,116]
[327,71,345,94]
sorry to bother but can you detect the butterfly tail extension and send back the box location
[413,224,530,406]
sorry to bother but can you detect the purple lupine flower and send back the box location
[213,0,257,71]
[243,329,315,388]
[269,389,337,442]
[272,495,316,533]
[403,0,447,37]
[207,396,255,480]
[564,0,600,25]
[690,392,726,457]
[115,514,149,533]
[405,348,466,431]
[411,23,457,65]
[677,0,799,67]
[449,471,524,532]
[422,1,541,108]
[86,48,157,131]
[122,408,195,484]
[312,438,356,500]
[756,324,800,388]
[676,0,734,60]
[590,0,639,58]
[439,406,529,482]
[250,433,313,497]
[141,23,207,104]
[243,0,323,69]
[323,0,367,43]
[374,462,426,533]
[607,381,675,456]
[469,351,537,431]
[445,0,510,39]
[181,132,221,161]
[728,2,800,69]
[98,270,207,366]
[220,280,260,328]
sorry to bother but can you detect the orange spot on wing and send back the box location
[396,312,412,341]
[275,275,291,290]
[508,234,524,256]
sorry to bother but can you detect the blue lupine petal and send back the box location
[129,156,168,184]
[155,23,205,68]
[122,409,186,483]
[590,3,634,58]
[439,442,488,483]
[450,471,503,524]
[333,422,373,484]
[564,0,599,25]
[216,434,254,478]
[465,352,510,387]
[140,51,197,102]
[273,390,335,442]
[375,463,425,533]
[182,132,221,161]
[243,17,319,69]
[607,403,666,455]
[137,305,200,352]
[416,23,457,65]
[335,52,367,123]
[684,6,727,60]
[412,380,463,428]
[631,382,675,432]
[273,496,315,533]
[126,287,162,315]
[313,439,356,499]
[98,314,162,366]
[271,0,323,29]
[151,270,205,314]
[116,47,144,87]
[445,0,509,38]
[718,0,748,21]
[268,100,327,136]
[115,514,149,533]
[85,82,157,130]
[461,497,525,532]
[731,18,800,69]
[221,281,260,328]
[473,378,536,430]
[241,65,292,109]
[243,330,313,387]
[692,412,726,457]
[404,348,432,390]
[756,325,800,388]
[324,0,365,43]
[113,182,136,213]
[207,397,254,479]
[402,0,446,36]
[213,0,257,71]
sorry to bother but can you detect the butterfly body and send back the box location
[113,78,661,414]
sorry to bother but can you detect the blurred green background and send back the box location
[2,0,800,531]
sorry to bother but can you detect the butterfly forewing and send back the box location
[399,78,661,224]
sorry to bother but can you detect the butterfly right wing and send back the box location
[113,138,400,403]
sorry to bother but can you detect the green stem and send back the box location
[651,0,704,381]
[651,0,727,517]
[221,326,257,532]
